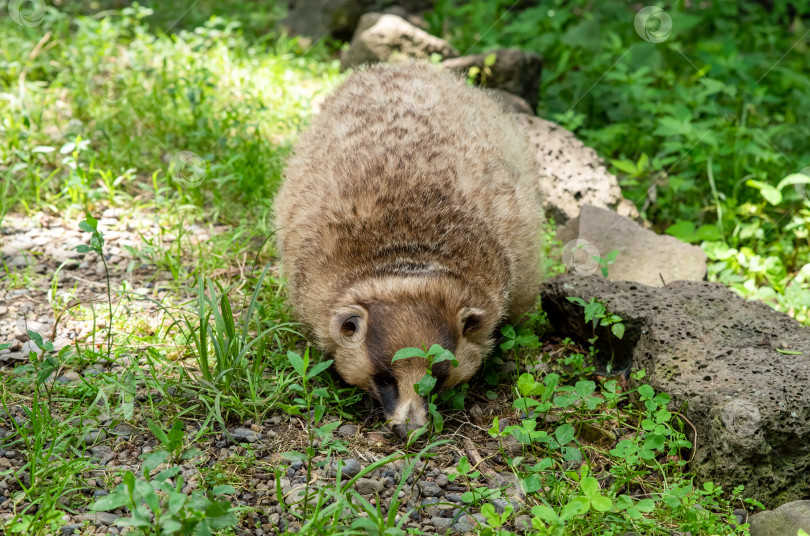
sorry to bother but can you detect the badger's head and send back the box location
[322,276,498,439]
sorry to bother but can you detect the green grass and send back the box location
[0,1,804,535]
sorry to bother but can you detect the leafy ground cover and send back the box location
[1,1,806,535]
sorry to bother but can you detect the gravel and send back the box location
[356,478,384,495]
[418,480,442,497]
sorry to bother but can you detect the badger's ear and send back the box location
[329,305,368,349]
[458,307,486,337]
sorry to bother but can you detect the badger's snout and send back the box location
[387,395,429,439]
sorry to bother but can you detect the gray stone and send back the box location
[418,480,442,497]
[422,496,440,516]
[513,514,532,531]
[231,427,259,443]
[560,204,706,286]
[435,473,448,487]
[492,497,513,514]
[355,477,384,495]
[431,516,453,529]
[442,49,542,110]
[335,458,362,478]
[82,430,107,444]
[337,423,358,437]
[749,500,810,536]
[57,370,81,383]
[516,114,638,224]
[284,484,310,506]
[454,513,486,532]
[540,274,810,507]
[76,512,119,525]
[341,13,457,70]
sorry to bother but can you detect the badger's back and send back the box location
[275,62,543,331]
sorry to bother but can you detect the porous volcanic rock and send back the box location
[516,115,638,224]
[540,274,810,507]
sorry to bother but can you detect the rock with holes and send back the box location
[515,114,638,224]
[540,274,810,507]
[340,13,457,70]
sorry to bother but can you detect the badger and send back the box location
[274,62,544,438]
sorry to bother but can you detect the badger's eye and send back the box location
[341,316,360,337]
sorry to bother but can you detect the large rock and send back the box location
[540,274,810,507]
[749,500,810,536]
[558,205,707,286]
[341,13,457,70]
[442,49,542,110]
[515,114,638,224]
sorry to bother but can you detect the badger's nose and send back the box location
[392,421,423,439]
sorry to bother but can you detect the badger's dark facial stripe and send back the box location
[373,373,399,416]
[365,300,458,397]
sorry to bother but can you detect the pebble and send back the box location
[355,478,384,495]
[57,370,81,383]
[231,427,259,443]
[454,513,486,532]
[333,458,362,478]
[514,514,532,530]
[337,424,358,437]
[418,480,442,497]
[445,493,464,503]
[492,497,512,514]
[83,430,107,444]
[61,523,84,535]
[422,497,440,516]
[367,431,385,443]
[76,512,119,525]
[435,473,448,487]
[431,516,453,529]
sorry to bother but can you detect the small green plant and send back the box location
[75,215,114,361]
[91,453,238,535]
[391,344,459,442]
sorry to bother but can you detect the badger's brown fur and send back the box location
[274,62,544,437]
